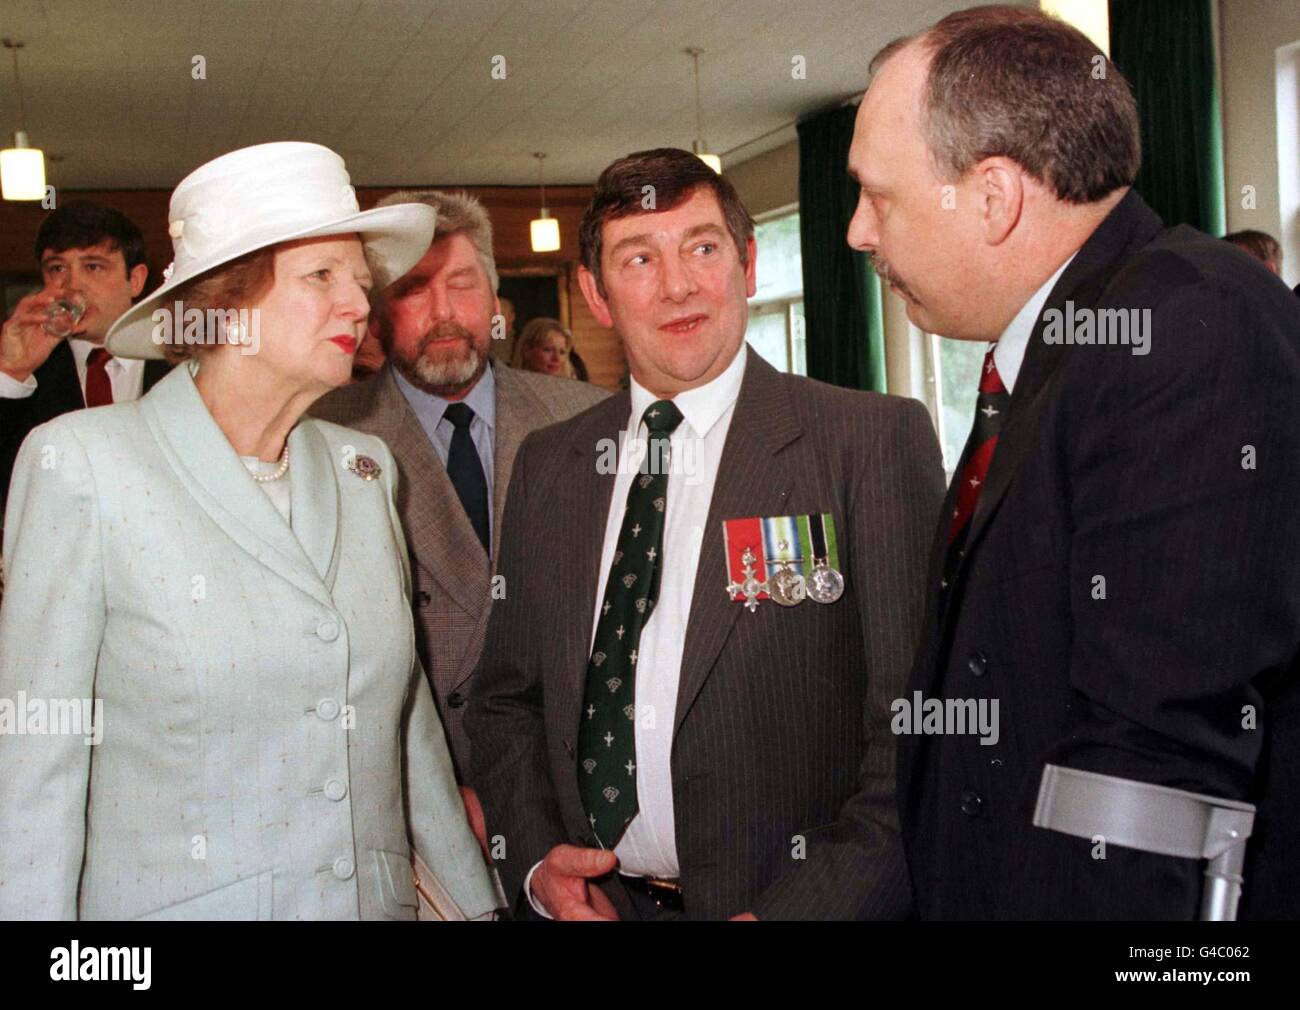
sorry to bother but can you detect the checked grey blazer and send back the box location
[467,349,946,920]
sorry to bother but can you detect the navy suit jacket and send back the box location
[899,190,1300,920]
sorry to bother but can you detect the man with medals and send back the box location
[467,148,944,920]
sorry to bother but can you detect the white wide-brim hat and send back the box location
[106,141,435,359]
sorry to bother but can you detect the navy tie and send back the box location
[443,402,490,554]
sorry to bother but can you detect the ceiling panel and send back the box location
[0,0,985,188]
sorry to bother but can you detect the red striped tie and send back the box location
[85,347,115,407]
[948,349,1008,544]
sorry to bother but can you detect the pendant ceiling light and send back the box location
[686,48,721,174]
[529,152,561,253]
[2,39,46,201]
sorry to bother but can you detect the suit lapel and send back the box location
[139,363,334,609]
[372,365,490,616]
[922,190,1167,657]
[41,341,87,416]
[673,352,801,738]
[288,420,341,589]
[553,394,627,744]
[491,365,541,567]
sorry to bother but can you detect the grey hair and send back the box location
[375,189,500,292]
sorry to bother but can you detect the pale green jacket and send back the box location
[0,363,496,920]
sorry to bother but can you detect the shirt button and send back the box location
[324,778,347,802]
[967,650,988,678]
[960,789,984,818]
[332,856,355,880]
[317,618,340,642]
[316,698,340,721]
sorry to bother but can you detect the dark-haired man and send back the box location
[467,148,944,920]
[852,5,1300,919]
[0,201,169,512]
[1223,229,1283,277]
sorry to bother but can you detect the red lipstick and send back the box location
[329,335,358,354]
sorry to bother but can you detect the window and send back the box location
[932,335,988,475]
[746,207,805,375]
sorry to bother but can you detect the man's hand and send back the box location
[458,786,490,860]
[730,912,759,921]
[1,291,65,383]
[530,844,620,921]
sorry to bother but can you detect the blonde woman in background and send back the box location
[512,317,576,379]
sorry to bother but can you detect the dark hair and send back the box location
[569,347,590,383]
[579,148,755,295]
[870,4,1141,204]
[1223,230,1281,267]
[34,200,148,277]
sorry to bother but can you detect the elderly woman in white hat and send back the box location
[0,142,497,920]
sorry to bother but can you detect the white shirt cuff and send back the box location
[523,861,554,919]
[0,369,37,398]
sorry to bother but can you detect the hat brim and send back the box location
[105,202,436,360]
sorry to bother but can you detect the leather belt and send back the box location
[621,875,685,914]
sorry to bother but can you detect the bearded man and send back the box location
[313,191,607,798]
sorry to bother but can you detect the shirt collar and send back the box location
[68,337,118,371]
[628,343,748,438]
[393,359,497,432]
[991,252,1075,393]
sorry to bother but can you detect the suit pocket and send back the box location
[135,870,273,921]
[373,848,419,918]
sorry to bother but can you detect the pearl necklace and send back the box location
[250,443,291,482]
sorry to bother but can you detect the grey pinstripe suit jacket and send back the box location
[313,362,608,777]
[467,349,945,919]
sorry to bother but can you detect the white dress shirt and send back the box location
[991,253,1076,393]
[526,344,748,914]
[0,337,146,404]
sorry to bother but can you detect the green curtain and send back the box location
[1109,0,1225,234]
[797,103,886,392]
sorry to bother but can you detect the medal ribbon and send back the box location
[805,513,840,568]
[723,517,769,600]
[760,515,803,580]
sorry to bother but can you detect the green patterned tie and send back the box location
[578,398,684,848]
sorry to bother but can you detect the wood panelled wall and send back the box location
[0,184,626,391]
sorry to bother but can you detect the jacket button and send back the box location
[324,778,347,802]
[332,856,355,880]
[317,618,340,642]
[967,650,988,678]
[960,790,984,817]
[414,591,431,607]
[316,698,340,721]
[447,691,465,709]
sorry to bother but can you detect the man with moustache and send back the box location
[851,6,1300,918]
[0,201,169,517]
[466,148,944,920]
[312,191,607,807]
